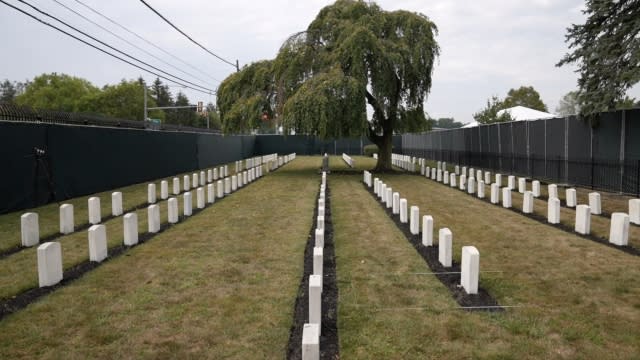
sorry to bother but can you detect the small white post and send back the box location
[548,197,560,224]
[461,246,479,294]
[400,199,408,223]
[88,224,108,262]
[422,215,433,246]
[123,212,138,246]
[502,187,512,208]
[148,204,160,233]
[575,204,591,235]
[588,192,601,215]
[148,183,156,204]
[523,191,534,214]
[21,212,39,247]
[37,242,63,287]
[88,197,101,225]
[184,192,193,216]
[566,188,577,208]
[438,228,452,267]
[609,213,630,246]
[168,197,178,224]
[59,204,74,234]
[160,180,168,200]
[111,192,123,217]
[410,206,420,235]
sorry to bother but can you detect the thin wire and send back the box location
[51,0,213,87]
[0,0,213,95]
[15,0,213,93]
[73,0,220,83]
[138,0,237,69]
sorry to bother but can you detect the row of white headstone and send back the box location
[342,153,354,168]
[364,170,480,295]
[20,153,289,248]
[302,171,327,360]
[33,155,298,289]
[415,160,634,246]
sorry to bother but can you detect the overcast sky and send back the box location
[1,0,638,124]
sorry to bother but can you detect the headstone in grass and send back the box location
[213,168,219,181]
[237,173,243,188]
[444,171,449,184]
[518,177,526,194]
[88,224,108,262]
[502,188,512,208]
[450,173,457,188]
[319,198,325,209]
[200,171,206,186]
[386,188,393,209]
[468,177,476,194]
[161,180,168,200]
[380,184,387,201]
[37,241,62,287]
[548,184,558,199]
[197,188,205,209]
[148,204,160,233]
[313,247,323,277]
[455,165,460,175]
[59,204,74,234]
[437,169,442,182]
[609,213,630,246]
[588,192,601,215]
[470,168,475,178]
[318,205,325,217]
[477,170,482,182]
[148,183,156,204]
[192,173,198,189]
[523,191,534,213]
[437,161,442,171]
[173,177,180,195]
[532,180,541,197]
[490,183,500,204]
[183,175,190,191]
[217,180,224,198]
[322,154,329,172]
[566,189,577,208]
[224,165,229,177]
[630,199,640,225]
[400,199,408,223]
[168,198,178,224]
[484,171,491,185]
[507,175,515,190]
[495,173,502,188]
[21,212,39,247]
[421,164,425,175]
[461,246,479,294]
[123,213,138,245]
[462,166,467,177]
[88,197,101,225]
[548,198,560,224]
[422,215,433,246]
[393,192,400,214]
[112,192,123,217]
[425,166,430,178]
[317,216,325,230]
[438,228,452,267]
[207,184,215,204]
[184,192,193,217]
[224,178,231,194]
[302,323,320,360]
[309,275,322,334]
[575,205,591,235]
[243,171,248,186]
[207,169,213,183]
[315,228,324,247]
[410,206,420,235]
[459,175,466,191]
[477,180,485,199]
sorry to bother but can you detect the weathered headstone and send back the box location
[123,212,138,245]
[609,212,630,246]
[183,175,190,191]
[400,199,408,223]
[317,215,325,230]
[444,171,449,184]
[502,187,512,208]
[217,180,224,198]
[213,168,219,181]
[148,204,160,233]
[437,170,442,182]
[315,228,324,247]
[467,177,476,194]
[575,204,591,234]
[386,188,393,209]
[309,275,322,332]
[224,178,231,194]
[450,173,457,187]
[588,192,601,215]
[495,174,502,188]
[37,242,63,287]
[89,197,101,225]
[184,192,193,216]
[200,171,206,186]
[507,175,515,190]
[422,215,433,246]
[321,154,329,172]
[313,247,323,277]
[21,212,39,247]
[484,171,491,185]
[231,175,238,192]
[438,228,452,267]
[59,204,74,234]
[207,169,213,183]
[523,191,534,213]
[192,173,198,189]
[459,175,466,191]
[88,224,108,262]
[477,180,485,199]
[461,246,479,294]
[490,183,500,204]
[207,184,215,204]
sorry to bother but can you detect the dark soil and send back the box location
[365,184,503,312]
[287,183,339,359]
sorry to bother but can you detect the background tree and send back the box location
[15,73,99,112]
[502,86,547,111]
[557,0,640,115]
[217,0,439,170]
[473,96,513,124]
[83,79,164,121]
[173,91,197,126]
[0,80,17,103]
[556,91,580,116]
[432,117,463,129]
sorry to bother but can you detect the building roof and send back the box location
[460,106,557,128]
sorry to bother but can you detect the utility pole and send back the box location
[236,59,239,72]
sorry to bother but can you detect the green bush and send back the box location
[364,144,379,157]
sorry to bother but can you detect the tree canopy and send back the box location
[217,0,440,170]
[15,73,99,112]
[473,95,513,124]
[557,0,640,115]
[431,117,463,129]
[502,86,547,112]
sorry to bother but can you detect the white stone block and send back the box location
[224,165,229,177]
[431,168,436,180]
[213,168,219,181]
[425,167,430,178]
[495,174,502,188]
[523,191,534,214]
[422,215,433,246]
[476,170,482,182]
[160,180,168,200]
[437,170,442,182]
[21,212,39,247]
[315,228,324,247]
[37,242,62,287]
[168,197,179,224]
[197,187,205,209]
[148,183,156,204]
[148,204,160,233]
[455,165,460,175]
[392,192,400,214]
[477,181,485,198]
[224,178,231,194]
[575,204,591,235]
[309,275,322,332]
[630,199,640,225]
[459,175,466,191]
[380,184,387,201]
[317,216,325,230]
[313,247,323,277]
[532,180,540,197]
[548,184,558,199]
[502,187,512,208]
[468,177,476,194]
[400,198,408,223]
[200,171,205,186]
[450,173,457,187]
[88,197,101,225]
[243,171,248,186]
[386,188,393,209]
[507,175,515,190]
[207,184,215,204]
[183,175,190,191]
[59,204,74,234]
[490,183,500,204]
[111,192,122,217]
[123,212,138,246]
[302,324,320,360]
[438,228,452,267]
[566,188,577,207]
[469,168,475,178]
[231,175,238,192]
[88,224,108,262]
[192,173,198,189]
[173,177,180,195]
[410,206,420,235]
[484,171,491,185]
[518,177,526,194]
[548,197,560,224]
[444,171,449,184]
[588,192,601,215]
[462,166,467,177]
[609,213,630,246]
[184,192,193,216]
[461,246,479,295]
[207,169,213,183]
[217,180,224,198]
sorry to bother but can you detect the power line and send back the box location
[138,0,239,71]
[72,0,221,83]
[51,0,215,87]
[0,0,214,95]
[15,0,213,93]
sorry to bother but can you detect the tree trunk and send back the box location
[373,130,393,172]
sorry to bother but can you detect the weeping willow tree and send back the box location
[217,0,439,170]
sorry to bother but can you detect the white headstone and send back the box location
[207,184,215,204]
[444,171,449,184]
[588,192,601,215]
[461,246,479,295]
[217,180,224,198]
[192,173,198,189]
[459,175,466,191]
[575,204,591,235]
[183,175,190,191]
[309,275,322,333]
[431,168,437,180]
[484,171,491,185]
[476,170,482,182]
[224,178,231,194]
[37,242,63,287]
[502,187,512,208]
[59,204,74,234]
[548,197,560,224]
[213,168,218,181]
[462,166,467,177]
[518,178,526,194]
[313,247,323,277]
[450,173,457,187]
[173,177,180,195]
[400,199,408,223]
[148,204,160,233]
[317,216,325,230]
[495,174,502,188]
[532,180,540,197]
[630,199,640,225]
[224,165,229,177]
[467,177,476,194]
[410,206,420,235]
[318,205,325,217]
[111,192,122,217]
[21,212,39,247]
[609,212,630,246]
[207,169,213,183]
[380,184,387,201]
[438,228,452,267]
[392,193,400,214]
[196,187,205,209]
[184,192,193,216]
[490,183,500,204]
[88,197,101,225]
[200,171,206,186]
[523,191,534,214]
[455,165,460,175]
[88,224,108,262]
[123,212,138,246]
[148,183,156,204]
[437,170,442,182]
[477,180,485,199]
[231,175,238,192]
[386,188,393,209]
[566,188,577,208]
[160,180,168,200]
[168,197,178,224]
[315,228,324,247]
[548,184,558,199]
[507,176,515,190]
[422,215,433,246]
[302,324,320,360]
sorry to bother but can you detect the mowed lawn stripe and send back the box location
[378,173,640,358]
[0,157,318,359]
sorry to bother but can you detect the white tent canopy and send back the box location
[460,106,557,128]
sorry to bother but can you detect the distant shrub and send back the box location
[364,144,379,157]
